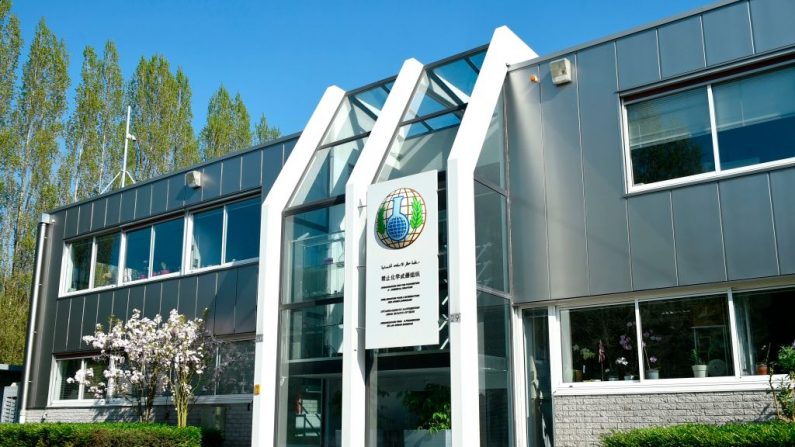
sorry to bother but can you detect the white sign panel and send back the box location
[365,170,439,349]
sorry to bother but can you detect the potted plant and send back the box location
[642,329,662,379]
[571,345,595,381]
[401,384,452,447]
[691,348,707,378]
[757,344,771,375]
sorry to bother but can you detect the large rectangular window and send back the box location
[52,358,106,402]
[94,233,121,288]
[123,218,184,283]
[625,65,795,188]
[733,287,795,376]
[65,239,92,292]
[190,197,259,271]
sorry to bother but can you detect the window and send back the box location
[64,234,121,293]
[53,358,106,402]
[196,339,255,396]
[733,287,795,376]
[94,233,121,287]
[65,239,92,292]
[190,197,259,270]
[123,218,184,283]
[625,65,795,188]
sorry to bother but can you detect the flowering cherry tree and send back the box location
[70,309,212,427]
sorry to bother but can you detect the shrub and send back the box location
[0,423,204,447]
[602,421,795,447]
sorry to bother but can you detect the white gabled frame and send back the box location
[251,86,346,446]
[446,26,536,446]
[342,58,424,447]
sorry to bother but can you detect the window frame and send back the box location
[622,62,795,194]
[49,356,109,406]
[121,217,186,286]
[60,232,122,296]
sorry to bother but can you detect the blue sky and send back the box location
[14,0,713,136]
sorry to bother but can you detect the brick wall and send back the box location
[25,402,252,447]
[553,390,775,446]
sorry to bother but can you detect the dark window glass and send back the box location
[225,199,260,262]
[94,233,120,288]
[67,239,92,292]
[714,66,795,170]
[562,304,639,382]
[191,208,223,269]
[478,292,513,446]
[734,288,795,376]
[474,183,508,292]
[57,359,82,400]
[152,219,183,276]
[285,304,343,360]
[627,88,714,184]
[216,340,255,395]
[639,295,733,379]
[124,228,151,282]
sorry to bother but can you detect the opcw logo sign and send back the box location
[375,188,426,249]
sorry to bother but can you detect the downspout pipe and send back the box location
[18,213,51,423]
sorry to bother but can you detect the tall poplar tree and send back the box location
[128,55,197,180]
[200,85,252,161]
[255,113,281,145]
[0,18,68,364]
[58,41,124,203]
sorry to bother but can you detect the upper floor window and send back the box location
[64,234,120,293]
[625,65,795,189]
[123,218,184,283]
[189,197,260,270]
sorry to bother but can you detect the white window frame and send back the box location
[60,233,122,297]
[49,356,109,406]
[187,196,260,274]
[121,217,185,286]
[623,63,795,195]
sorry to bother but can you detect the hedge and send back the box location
[0,423,217,447]
[602,421,795,447]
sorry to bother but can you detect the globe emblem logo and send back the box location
[375,188,426,249]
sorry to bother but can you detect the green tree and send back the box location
[0,0,20,127]
[254,113,280,145]
[200,85,252,161]
[0,18,68,364]
[127,55,197,180]
[58,41,124,204]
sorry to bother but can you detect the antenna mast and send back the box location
[101,105,136,194]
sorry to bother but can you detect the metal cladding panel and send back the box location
[112,289,129,322]
[235,264,258,333]
[105,193,122,226]
[128,285,145,319]
[262,145,283,194]
[64,207,79,239]
[616,29,660,90]
[750,0,795,52]
[144,282,162,320]
[150,179,169,216]
[77,203,92,235]
[770,168,795,274]
[91,198,107,231]
[96,291,114,329]
[507,65,550,303]
[241,149,262,190]
[539,57,589,299]
[66,296,85,352]
[658,16,706,78]
[214,269,237,335]
[719,174,779,280]
[133,184,152,220]
[628,191,678,290]
[52,299,70,353]
[196,273,217,333]
[119,189,136,224]
[671,184,727,285]
[221,155,242,196]
[161,279,180,317]
[201,162,222,202]
[578,43,632,296]
[702,2,754,66]
[283,138,297,163]
[167,174,186,211]
[177,275,198,319]
[80,294,98,350]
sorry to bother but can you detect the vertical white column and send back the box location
[342,58,424,447]
[446,27,536,446]
[252,86,345,447]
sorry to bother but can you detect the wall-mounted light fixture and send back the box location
[186,170,202,188]
[550,58,572,85]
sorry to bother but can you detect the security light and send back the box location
[186,170,202,188]
[550,58,572,85]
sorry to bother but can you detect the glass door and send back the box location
[522,308,553,447]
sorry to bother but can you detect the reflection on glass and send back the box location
[291,137,367,205]
[714,66,795,170]
[639,295,733,379]
[67,239,92,292]
[478,292,513,445]
[285,304,343,360]
[94,233,120,288]
[191,208,223,269]
[225,199,260,262]
[321,83,390,146]
[124,228,151,282]
[474,183,509,292]
[734,288,795,376]
[216,340,255,395]
[628,87,714,184]
[561,304,639,382]
[475,91,506,188]
[152,219,183,276]
[281,376,342,447]
[523,308,553,447]
[57,359,81,400]
[379,119,460,180]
